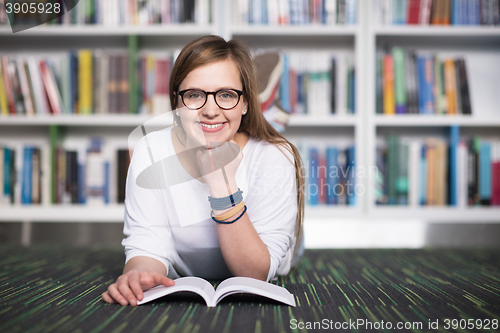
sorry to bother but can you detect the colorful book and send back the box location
[392,47,407,114]
[383,53,395,115]
[78,50,93,114]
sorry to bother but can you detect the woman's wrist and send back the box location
[208,178,239,198]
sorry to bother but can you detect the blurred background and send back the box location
[0,0,499,248]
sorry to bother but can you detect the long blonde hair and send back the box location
[169,35,305,262]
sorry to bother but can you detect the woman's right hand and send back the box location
[102,270,175,306]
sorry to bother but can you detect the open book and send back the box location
[137,276,296,307]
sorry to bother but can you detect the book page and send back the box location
[137,277,215,305]
[213,277,296,307]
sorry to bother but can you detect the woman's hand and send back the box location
[102,270,174,306]
[196,140,243,195]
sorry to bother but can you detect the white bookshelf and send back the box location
[1,1,499,229]
[366,1,500,223]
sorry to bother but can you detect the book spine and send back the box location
[396,140,409,205]
[387,134,398,205]
[374,145,387,205]
[479,140,492,205]
[0,60,9,116]
[420,144,427,205]
[392,47,407,114]
[32,148,41,204]
[449,125,459,206]
[78,50,93,114]
[346,145,356,206]
[383,53,395,115]
[408,140,421,207]
[407,0,422,24]
[21,146,33,205]
[1,57,17,115]
[325,146,339,205]
[309,147,320,205]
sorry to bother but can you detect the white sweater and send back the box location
[122,126,298,282]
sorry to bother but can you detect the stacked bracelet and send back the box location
[208,188,243,210]
[212,201,245,221]
[211,205,247,224]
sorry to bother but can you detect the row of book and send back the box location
[0,0,212,26]
[0,49,356,116]
[279,52,356,116]
[299,142,356,206]
[0,139,130,206]
[376,48,472,115]
[375,129,500,206]
[233,0,357,25]
[375,0,500,26]
[0,51,173,116]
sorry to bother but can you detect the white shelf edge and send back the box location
[288,114,357,127]
[230,25,359,36]
[0,25,217,36]
[370,206,500,223]
[0,114,173,127]
[0,205,125,222]
[373,25,500,36]
[2,205,498,223]
[373,115,500,127]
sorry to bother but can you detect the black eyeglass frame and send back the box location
[177,88,244,110]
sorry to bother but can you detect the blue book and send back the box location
[21,147,33,205]
[449,125,460,206]
[468,0,479,25]
[309,148,320,206]
[479,141,492,204]
[77,163,86,204]
[325,147,339,205]
[346,145,356,206]
[103,161,110,204]
[4,147,11,201]
[420,145,427,205]
[417,55,435,114]
[279,54,291,113]
[451,0,458,25]
[69,52,78,114]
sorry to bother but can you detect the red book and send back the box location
[492,162,500,206]
[1,56,16,115]
[407,0,422,24]
[39,61,62,115]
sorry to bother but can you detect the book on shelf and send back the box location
[375,131,500,207]
[376,47,472,116]
[137,276,296,307]
[233,0,357,26]
[374,0,500,26]
[298,141,356,206]
[0,50,176,116]
[0,139,131,207]
[0,0,212,27]
[279,51,355,116]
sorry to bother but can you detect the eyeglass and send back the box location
[178,89,244,110]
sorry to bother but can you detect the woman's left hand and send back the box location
[196,140,242,195]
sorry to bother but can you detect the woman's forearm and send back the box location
[216,210,271,281]
[123,256,167,276]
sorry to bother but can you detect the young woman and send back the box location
[102,35,304,306]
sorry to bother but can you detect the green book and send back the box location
[392,47,407,114]
[128,35,139,114]
[387,134,399,205]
